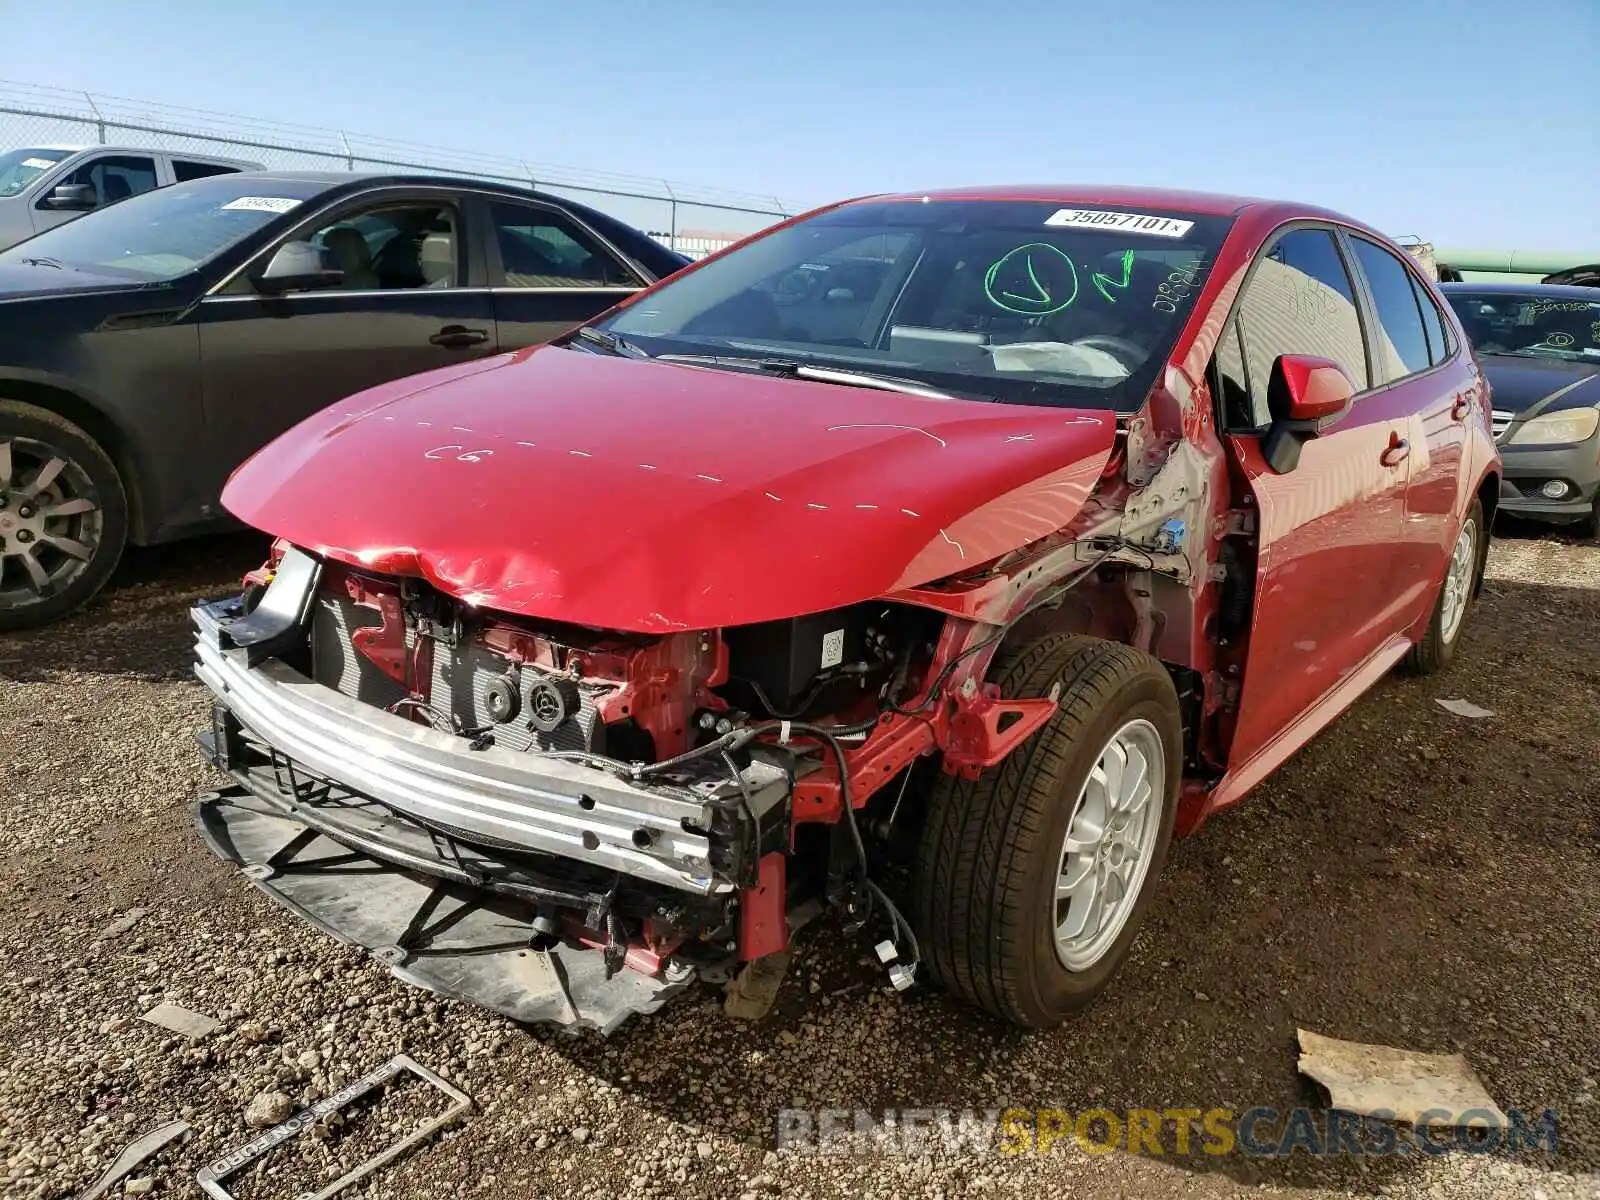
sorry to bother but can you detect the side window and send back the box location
[1349,237,1431,379]
[1410,275,1452,365]
[174,160,240,182]
[1226,227,1369,428]
[488,202,638,288]
[305,203,458,291]
[1213,317,1253,430]
[54,155,158,208]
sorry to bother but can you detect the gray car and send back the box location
[1442,282,1600,536]
[0,145,261,250]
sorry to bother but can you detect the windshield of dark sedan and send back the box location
[0,175,331,281]
[598,200,1233,410]
[0,148,71,197]
[1446,290,1600,363]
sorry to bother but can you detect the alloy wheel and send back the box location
[1053,717,1166,971]
[0,437,104,612]
[1439,517,1477,645]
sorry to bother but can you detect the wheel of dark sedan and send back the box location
[0,400,128,632]
[1578,497,1600,542]
[912,633,1182,1028]
[1404,499,1484,675]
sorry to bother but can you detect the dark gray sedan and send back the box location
[0,171,688,629]
[1442,282,1600,537]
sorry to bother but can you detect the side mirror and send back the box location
[254,241,345,295]
[1262,354,1354,473]
[41,183,98,212]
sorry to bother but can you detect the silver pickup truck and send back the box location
[0,144,260,250]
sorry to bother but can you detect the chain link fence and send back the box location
[0,80,799,257]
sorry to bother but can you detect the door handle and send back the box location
[430,325,490,349]
[1380,432,1411,468]
[1451,393,1472,421]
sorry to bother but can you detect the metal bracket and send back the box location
[74,1120,189,1200]
[941,684,1058,780]
[195,1054,471,1200]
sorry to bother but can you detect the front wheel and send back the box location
[912,634,1182,1028]
[0,400,128,632]
[1404,499,1484,675]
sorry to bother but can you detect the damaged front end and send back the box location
[194,547,802,1034]
[191,519,1133,1033]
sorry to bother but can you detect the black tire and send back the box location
[912,634,1182,1028]
[0,400,128,632]
[1577,496,1600,542]
[1404,499,1484,675]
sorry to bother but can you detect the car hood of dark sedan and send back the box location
[0,260,157,301]
[1480,353,1600,415]
[220,345,1120,633]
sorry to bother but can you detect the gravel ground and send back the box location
[1,526,1596,1200]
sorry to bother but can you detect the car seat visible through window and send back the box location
[322,228,379,289]
[419,231,455,288]
[99,174,131,205]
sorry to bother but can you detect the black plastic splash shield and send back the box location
[194,788,693,1034]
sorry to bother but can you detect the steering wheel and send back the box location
[1067,334,1145,368]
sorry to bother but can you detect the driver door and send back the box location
[195,188,498,499]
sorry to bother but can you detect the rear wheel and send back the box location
[1405,499,1483,675]
[912,634,1182,1028]
[0,401,128,632]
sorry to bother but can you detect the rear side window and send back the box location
[1222,227,1369,428]
[174,160,240,182]
[488,202,639,288]
[1411,276,1452,365]
[1350,237,1431,379]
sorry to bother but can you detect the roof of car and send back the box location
[222,169,564,194]
[1440,281,1599,299]
[32,144,253,160]
[854,184,1360,222]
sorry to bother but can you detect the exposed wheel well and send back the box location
[1474,471,1499,597]
[0,379,147,543]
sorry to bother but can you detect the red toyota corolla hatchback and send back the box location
[191,187,1499,1032]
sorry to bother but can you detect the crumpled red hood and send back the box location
[222,346,1117,632]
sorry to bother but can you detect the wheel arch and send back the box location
[0,374,148,543]
[1472,469,1498,598]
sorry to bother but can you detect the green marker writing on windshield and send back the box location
[1091,249,1135,304]
[983,243,1078,316]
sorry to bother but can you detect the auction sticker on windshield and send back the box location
[1044,209,1195,239]
[22,158,56,171]
[221,196,303,214]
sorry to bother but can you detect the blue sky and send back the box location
[2,0,1595,248]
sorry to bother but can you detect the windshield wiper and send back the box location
[657,354,967,401]
[571,325,649,359]
[1484,349,1580,361]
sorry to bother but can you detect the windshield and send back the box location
[1446,291,1600,363]
[598,199,1232,411]
[0,175,328,282]
[0,148,70,198]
